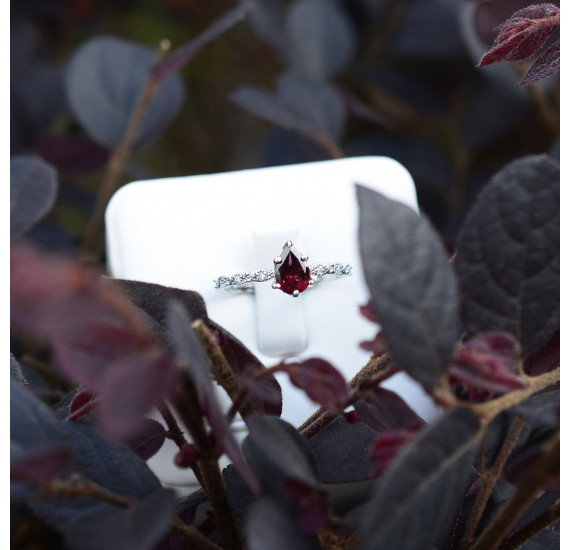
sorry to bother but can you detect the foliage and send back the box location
[11,1,559,550]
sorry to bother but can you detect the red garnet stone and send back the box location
[275,242,311,296]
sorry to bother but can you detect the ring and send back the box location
[213,241,352,297]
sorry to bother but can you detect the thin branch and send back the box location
[498,500,559,550]
[470,433,559,550]
[80,40,171,262]
[198,458,245,550]
[460,416,527,549]
[192,319,254,419]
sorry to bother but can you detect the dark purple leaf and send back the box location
[308,415,379,483]
[524,330,559,376]
[276,358,348,413]
[222,464,254,525]
[35,133,109,173]
[231,73,345,147]
[449,332,527,397]
[512,384,559,428]
[11,155,58,236]
[357,185,460,389]
[64,489,177,550]
[360,408,481,550]
[369,427,421,477]
[285,0,356,80]
[11,380,63,449]
[166,301,260,493]
[519,38,560,85]
[115,278,282,415]
[10,244,175,438]
[353,387,424,433]
[65,36,185,148]
[29,420,163,530]
[150,4,251,80]
[455,155,560,355]
[246,496,321,550]
[478,4,559,66]
[122,418,166,461]
[244,415,320,493]
[11,445,72,484]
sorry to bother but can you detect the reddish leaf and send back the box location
[11,445,73,484]
[353,387,423,433]
[275,358,349,413]
[122,418,167,461]
[359,300,380,324]
[284,479,328,535]
[68,388,99,420]
[449,333,527,399]
[359,330,389,356]
[519,38,560,86]
[524,330,559,376]
[369,427,421,477]
[478,3,559,66]
[10,243,175,437]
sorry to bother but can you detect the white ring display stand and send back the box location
[105,156,439,490]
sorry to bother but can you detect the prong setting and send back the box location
[273,257,282,265]
[308,278,316,286]
[300,254,309,262]
[272,282,281,290]
[292,290,300,297]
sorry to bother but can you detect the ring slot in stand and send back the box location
[105,156,439,491]
[252,230,308,357]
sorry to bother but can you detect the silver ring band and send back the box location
[213,241,352,297]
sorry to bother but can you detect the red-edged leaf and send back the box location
[478,3,559,66]
[524,330,559,376]
[369,427,421,477]
[10,243,175,437]
[519,38,560,86]
[150,4,251,80]
[11,445,73,484]
[449,333,527,399]
[275,358,349,413]
[353,387,423,433]
[68,388,99,420]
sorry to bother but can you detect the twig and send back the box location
[470,368,560,422]
[298,353,397,439]
[172,519,223,550]
[192,319,254,419]
[498,500,559,550]
[470,433,559,550]
[317,134,344,159]
[198,457,245,550]
[460,416,527,549]
[80,40,171,262]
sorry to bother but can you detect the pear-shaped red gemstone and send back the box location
[275,243,311,295]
